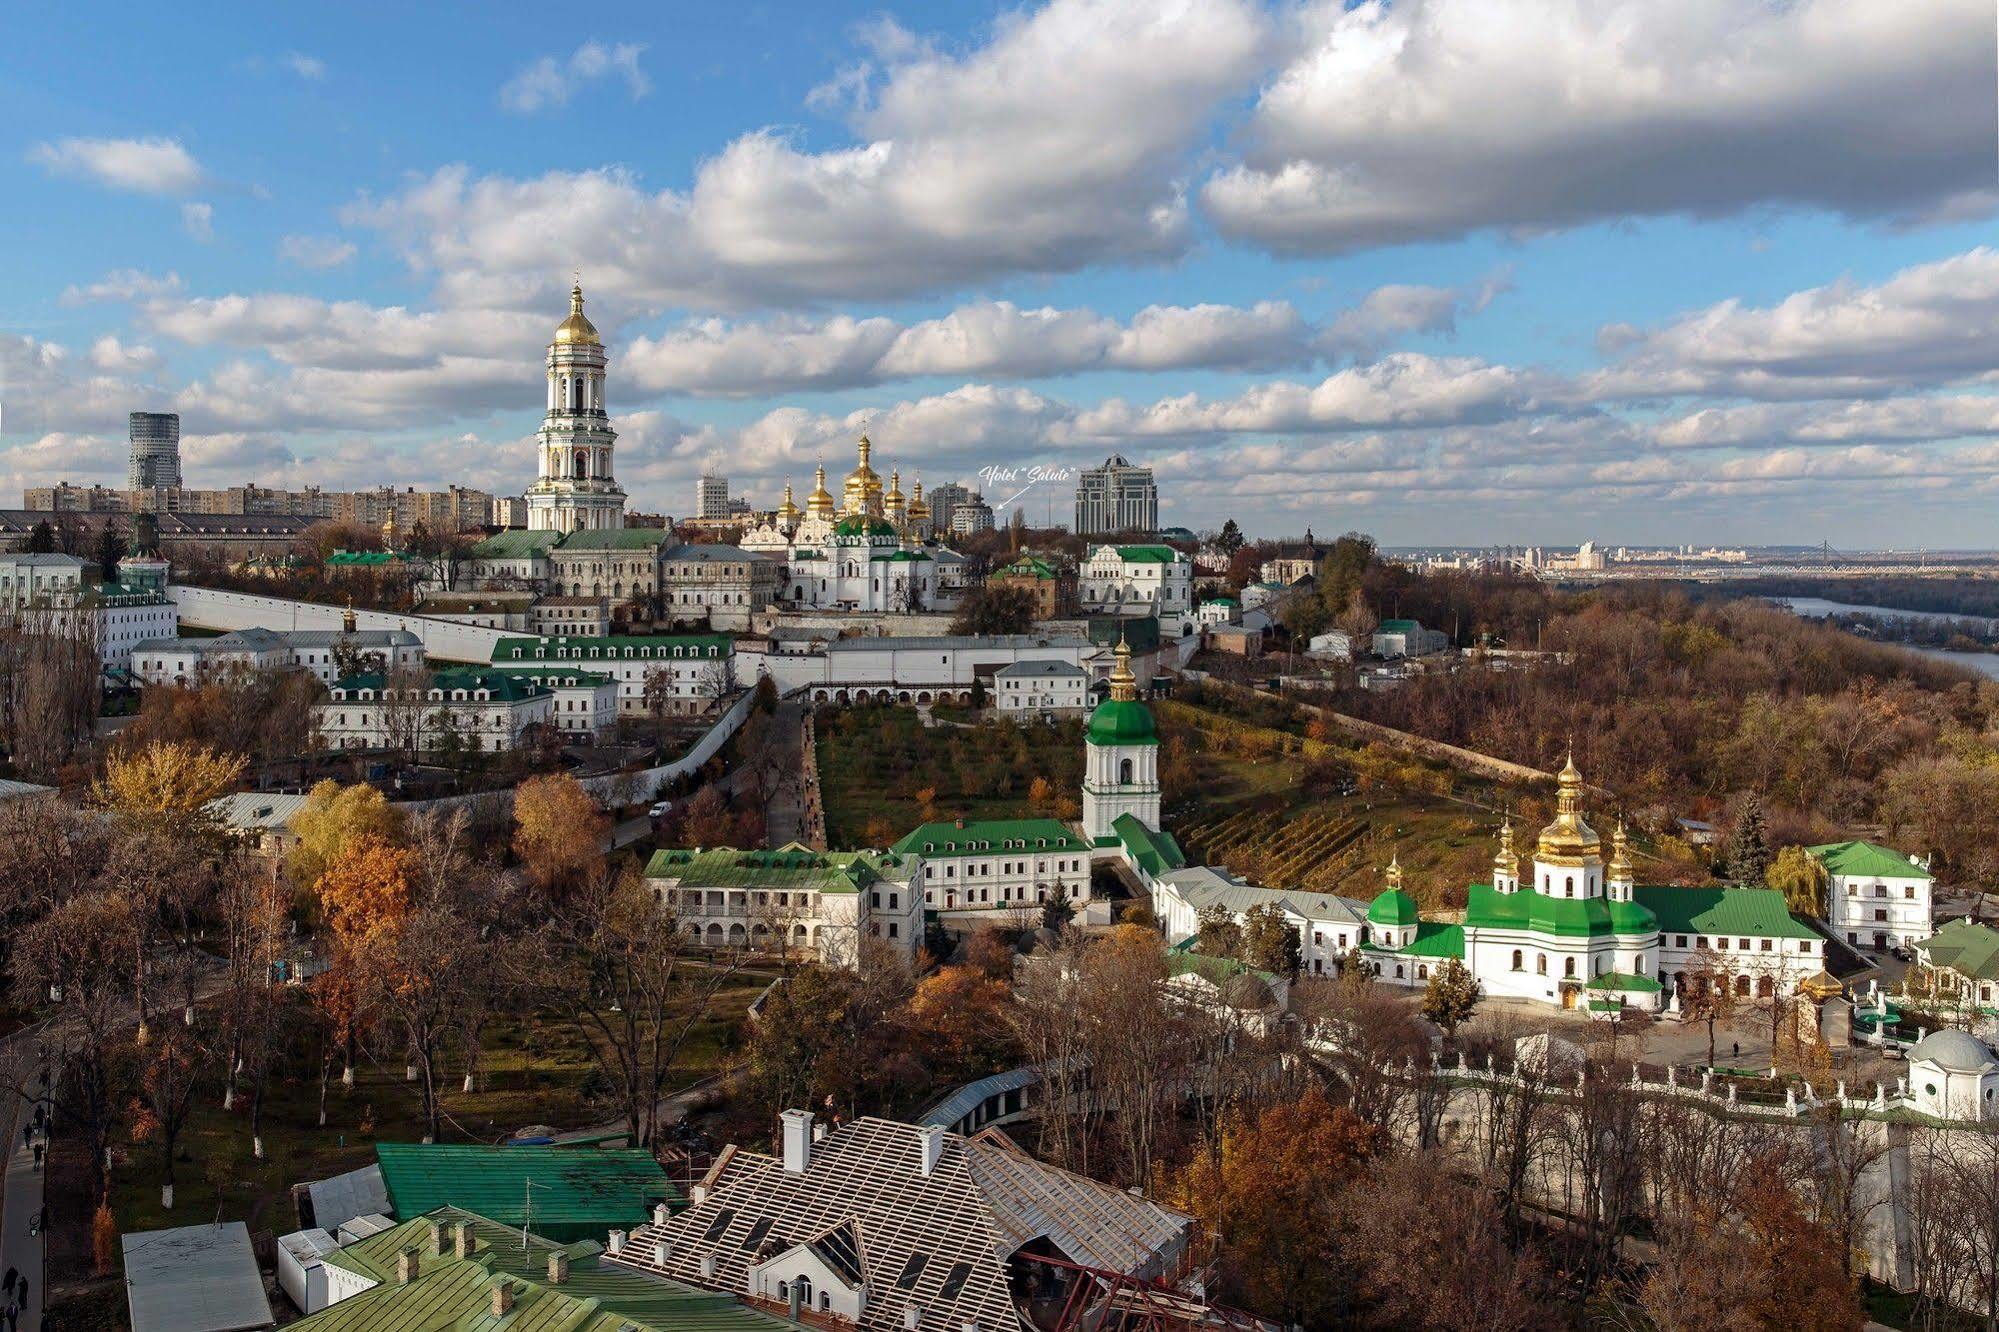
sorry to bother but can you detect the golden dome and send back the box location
[841,435,884,516]
[1108,630,1137,702]
[1493,818,1519,881]
[777,480,802,525]
[1535,752,1600,864]
[884,467,907,523]
[553,281,602,347]
[805,464,836,520]
[906,479,930,520]
[1608,819,1633,879]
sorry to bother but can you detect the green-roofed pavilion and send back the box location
[298,1205,783,1332]
[372,1144,677,1243]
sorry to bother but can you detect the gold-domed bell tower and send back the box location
[1533,753,1603,898]
[805,464,837,521]
[1607,819,1635,903]
[906,480,931,541]
[777,480,803,533]
[527,279,625,532]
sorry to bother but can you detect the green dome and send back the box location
[833,515,896,538]
[1086,698,1157,745]
[1367,888,1419,927]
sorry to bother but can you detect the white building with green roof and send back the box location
[1079,544,1194,634]
[644,844,925,965]
[1811,839,1934,951]
[1081,636,1161,843]
[492,633,733,715]
[891,818,1092,914]
[1362,758,1825,1016]
[316,669,557,753]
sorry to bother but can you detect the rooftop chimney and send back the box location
[548,1251,570,1285]
[700,1254,719,1279]
[905,1305,923,1330]
[919,1124,946,1177]
[781,1109,815,1174]
[656,1238,675,1266]
[653,1203,671,1226]
[491,1278,516,1317]
[428,1219,448,1254]
[396,1248,419,1285]
[608,1230,627,1255]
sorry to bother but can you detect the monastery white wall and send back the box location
[171,586,510,664]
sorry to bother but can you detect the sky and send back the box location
[2,0,1997,547]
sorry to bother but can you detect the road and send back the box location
[0,1037,49,1332]
[757,699,810,848]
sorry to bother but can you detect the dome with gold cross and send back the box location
[841,435,884,516]
[1535,752,1600,865]
[805,464,837,521]
[552,280,602,347]
[776,480,802,528]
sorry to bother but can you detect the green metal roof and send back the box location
[303,1206,782,1332]
[1809,840,1932,881]
[328,670,551,702]
[891,818,1087,859]
[1367,888,1420,927]
[470,529,561,558]
[485,666,614,688]
[1109,545,1183,563]
[327,549,407,566]
[1086,698,1158,745]
[555,529,674,551]
[1400,922,1465,958]
[373,1144,677,1243]
[1377,618,1420,633]
[833,515,898,537]
[642,845,901,894]
[1166,950,1280,989]
[997,555,1060,579]
[1915,918,1999,982]
[1114,814,1185,876]
[1631,884,1819,940]
[1463,882,1657,938]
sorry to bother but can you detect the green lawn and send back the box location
[815,704,1085,845]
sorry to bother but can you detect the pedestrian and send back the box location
[1731,1041,1739,1059]
[2,1266,14,1296]
[30,1142,41,1172]
[19,1275,28,1309]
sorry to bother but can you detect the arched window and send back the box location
[1735,974,1751,997]
[1564,957,1576,978]
[1536,954,1547,976]
[1118,758,1134,784]
[1511,949,1523,971]
[1565,876,1575,898]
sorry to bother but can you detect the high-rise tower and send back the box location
[128,412,182,491]
[526,281,625,533]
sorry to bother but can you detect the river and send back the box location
[1773,596,1999,680]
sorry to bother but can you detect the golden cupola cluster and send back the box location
[906,479,930,524]
[884,468,907,526]
[1493,818,1519,882]
[777,480,802,527]
[1535,752,1601,865]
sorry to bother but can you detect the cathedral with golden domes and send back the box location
[742,435,966,612]
[527,282,627,533]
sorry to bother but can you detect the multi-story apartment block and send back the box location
[1073,454,1158,537]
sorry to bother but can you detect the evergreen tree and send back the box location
[1728,795,1771,886]
[26,520,55,554]
[1240,903,1301,976]
[1215,519,1244,556]
[93,521,125,584]
[1420,958,1480,1041]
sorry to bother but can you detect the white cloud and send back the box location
[360,0,1269,308]
[278,234,359,269]
[29,135,205,194]
[181,201,214,242]
[1203,0,1997,254]
[1591,247,1999,400]
[285,52,326,80]
[60,269,184,306]
[89,335,161,374]
[501,41,649,113]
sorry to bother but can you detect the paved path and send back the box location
[0,1039,50,1332]
[757,700,811,849]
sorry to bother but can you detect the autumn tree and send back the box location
[512,773,609,894]
[314,833,416,1085]
[904,966,1019,1083]
[1420,957,1480,1043]
[1195,904,1243,958]
[1239,903,1301,976]
[134,1017,207,1208]
[1679,948,1740,1068]
[287,780,404,892]
[95,740,245,845]
[1170,1086,1382,1325]
[1767,844,1830,918]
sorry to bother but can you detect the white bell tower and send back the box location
[1081,635,1160,841]
[527,280,626,533]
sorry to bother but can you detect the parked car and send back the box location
[648,800,674,819]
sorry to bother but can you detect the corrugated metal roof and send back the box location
[374,1144,677,1242]
[122,1222,273,1332]
[207,791,311,832]
[306,1163,390,1233]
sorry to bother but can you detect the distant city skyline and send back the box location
[3,1,1996,545]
